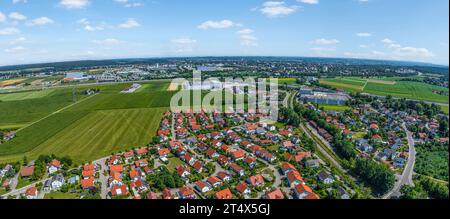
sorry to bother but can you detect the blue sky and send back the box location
[0,0,448,66]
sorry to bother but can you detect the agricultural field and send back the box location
[319,77,449,103]
[0,81,173,164]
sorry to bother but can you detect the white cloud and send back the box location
[298,0,319,4]
[93,38,123,45]
[237,29,254,35]
[171,37,197,53]
[311,38,340,45]
[4,46,26,53]
[77,18,106,32]
[27,17,54,26]
[381,38,395,44]
[12,0,28,4]
[10,37,26,45]
[118,18,140,28]
[259,1,299,18]
[114,0,143,8]
[239,34,258,47]
[381,38,434,59]
[237,29,258,47]
[394,47,434,58]
[9,12,27,21]
[356,32,372,37]
[0,27,20,35]
[0,12,6,22]
[171,37,197,44]
[198,20,235,30]
[60,0,90,9]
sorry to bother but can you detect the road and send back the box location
[1,156,110,199]
[383,123,416,199]
[300,124,345,173]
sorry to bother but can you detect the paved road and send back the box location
[93,157,110,199]
[383,123,416,199]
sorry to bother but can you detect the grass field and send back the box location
[318,104,351,112]
[319,77,449,103]
[167,157,185,172]
[0,81,172,164]
[44,191,80,199]
[0,89,55,101]
[441,106,449,115]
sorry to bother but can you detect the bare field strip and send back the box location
[319,80,364,90]
[0,79,26,87]
[167,82,180,91]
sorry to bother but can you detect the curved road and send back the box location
[383,123,416,199]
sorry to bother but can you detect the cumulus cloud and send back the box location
[198,20,235,30]
[60,0,90,9]
[237,29,258,47]
[356,32,372,37]
[118,18,140,28]
[4,46,26,53]
[27,17,54,26]
[114,0,143,8]
[311,38,340,45]
[9,12,27,21]
[0,12,6,22]
[171,37,197,53]
[298,0,319,4]
[12,0,28,4]
[259,1,299,18]
[0,27,20,35]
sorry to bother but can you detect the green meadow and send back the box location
[0,81,173,164]
[319,77,449,104]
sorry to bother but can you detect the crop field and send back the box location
[320,77,449,103]
[0,89,55,101]
[0,79,26,87]
[0,81,173,164]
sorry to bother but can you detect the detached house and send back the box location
[48,159,61,174]
[195,181,212,193]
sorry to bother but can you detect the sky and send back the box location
[0,0,448,66]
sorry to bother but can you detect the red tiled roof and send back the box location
[235,182,248,193]
[215,188,233,199]
[266,188,284,199]
[20,166,34,177]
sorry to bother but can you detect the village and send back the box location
[0,107,360,200]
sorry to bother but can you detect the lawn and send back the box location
[166,157,185,172]
[319,77,449,103]
[318,104,351,112]
[44,191,80,199]
[16,177,33,189]
[441,106,449,115]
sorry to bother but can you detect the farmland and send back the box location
[0,81,173,164]
[319,77,449,104]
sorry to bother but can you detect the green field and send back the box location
[320,77,449,103]
[441,106,449,115]
[0,81,173,164]
[318,104,351,112]
[44,191,80,199]
[0,90,55,101]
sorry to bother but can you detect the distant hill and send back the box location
[0,56,448,74]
